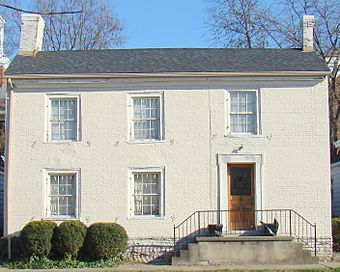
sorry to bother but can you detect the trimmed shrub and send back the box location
[333,218,340,251]
[21,221,57,258]
[83,223,128,260]
[52,220,87,258]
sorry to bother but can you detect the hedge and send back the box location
[83,223,128,260]
[333,218,340,251]
[52,220,87,258]
[0,236,24,260]
[21,221,57,258]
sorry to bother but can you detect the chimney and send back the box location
[302,15,315,52]
[19,14,45,56]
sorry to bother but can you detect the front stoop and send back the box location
[172,236,319,265]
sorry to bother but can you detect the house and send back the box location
[4,14,331,262]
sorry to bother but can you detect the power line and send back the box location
[0,3,82,15]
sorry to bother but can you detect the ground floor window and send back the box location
[130,168,164,217]
[46,170,79,218]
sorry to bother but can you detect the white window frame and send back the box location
[44,169,80,220]
[128,93,164,143]
[128,167,165,219]
[46,94,81,143]
[226,89,260,136]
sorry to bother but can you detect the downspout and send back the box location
[4,78,13,237]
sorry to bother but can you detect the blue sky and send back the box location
[111,0,213,48]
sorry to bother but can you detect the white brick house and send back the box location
[4,14,331,260]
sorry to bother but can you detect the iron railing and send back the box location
[173,209,317,256]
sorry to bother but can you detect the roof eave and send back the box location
[5,70,330,79]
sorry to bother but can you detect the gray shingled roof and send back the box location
[6,48,329,75]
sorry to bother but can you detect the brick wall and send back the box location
[6,76,331,255]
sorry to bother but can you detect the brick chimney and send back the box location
[302,15,315,52]
[19,14,45,56]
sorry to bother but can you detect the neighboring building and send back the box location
[331,161,340,217]
[0,16,10,237]
[4,14,331,260]
[0,16,10,123]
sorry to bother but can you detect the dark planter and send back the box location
[207,224,223,237]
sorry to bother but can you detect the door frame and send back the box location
[217,154,263,212]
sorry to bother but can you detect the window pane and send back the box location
[50,196,58,215]
[230,167,252,196]
[152,196,160,215]
[51,123,60,141]
[51,100,59,120]
[230,115,240,132]
[134,196,142,215]
[143,204,151,215]
[246,114,257,134]
[134,174,143,194]
[239,92,246,112]
[246,93,256,112]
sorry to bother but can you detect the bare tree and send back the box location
[34,0,124,51]
[0,0,21,57]
[207,0,272,48]
[0,0,124,55]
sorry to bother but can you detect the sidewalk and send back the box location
[0,262,339,272]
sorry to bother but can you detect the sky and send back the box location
[111,0,213,49]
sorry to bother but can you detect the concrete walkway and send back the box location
[0,262,339,272]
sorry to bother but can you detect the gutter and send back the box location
[4,71,330,79]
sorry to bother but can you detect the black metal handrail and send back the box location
[173,209,317,256]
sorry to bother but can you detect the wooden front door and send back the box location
[228,164,255,230]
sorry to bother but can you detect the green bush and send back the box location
[52,220,87,258]
[0,237,7,260]
[83,223,128,260]
[333,218,340,251]
[21,221,57,258]
[0,236,23,260]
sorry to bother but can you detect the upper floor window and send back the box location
[49,98,78,141]
[229,91,258,134]
[130,95,162,141]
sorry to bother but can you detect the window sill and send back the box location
[128,216,166,220]
[41,217,79,221]
[43,141,82,145]
[224,133,264,139]
[127,140,165,145]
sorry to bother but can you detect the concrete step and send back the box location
[302,249,319,264]
[172,243,199,265]
[173,236,319,265]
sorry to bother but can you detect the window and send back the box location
[229,91,258,134]
[46,171,79,218]
[49,98,78,141]
[131,168,164,217]
[131,96,162,141]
